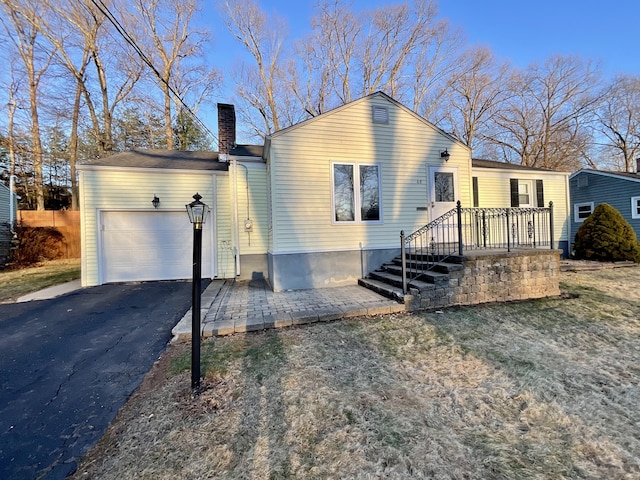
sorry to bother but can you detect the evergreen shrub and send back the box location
[574,203,640,262]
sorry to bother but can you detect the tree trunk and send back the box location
[163,81,174,149]
[27,68,45,210]
[68,76,84,210]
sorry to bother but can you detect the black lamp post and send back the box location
[185,193,210,391]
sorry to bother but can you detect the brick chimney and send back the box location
[636,157,640,174]
[217,103,236,155]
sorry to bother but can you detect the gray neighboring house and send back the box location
[0,181,17,261]
[569,169,640,250]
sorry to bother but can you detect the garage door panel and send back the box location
[102,211,213,283]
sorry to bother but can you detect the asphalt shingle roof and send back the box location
[472,158,554,172]
[79,149,229,171]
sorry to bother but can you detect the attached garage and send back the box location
[100,210,214,284]
[78,149,233,287]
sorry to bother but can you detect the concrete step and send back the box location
[369,270,404,289]
[358,278,405,303]
[381,264,450,285]
[390,257,464,274]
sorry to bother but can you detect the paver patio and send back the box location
[172,278,405,341]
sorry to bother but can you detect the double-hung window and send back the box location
[574,202,594,222]
[332,162,382,223]
[632,197,640,219]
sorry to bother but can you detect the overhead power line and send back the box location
[87,0,218,145]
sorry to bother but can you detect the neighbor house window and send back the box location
[574,202,594,222]
[632,197,640,219]
[332,163,381,223]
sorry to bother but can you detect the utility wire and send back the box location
[87,0,218,146]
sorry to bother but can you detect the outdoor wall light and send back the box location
[440,149,450,161]
[152,195,160,209]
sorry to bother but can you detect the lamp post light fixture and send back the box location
[185,193,210,391]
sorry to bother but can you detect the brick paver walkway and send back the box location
[171,278,405,340]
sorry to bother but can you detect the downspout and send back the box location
[237,163,251,247]
[231,157,241,277]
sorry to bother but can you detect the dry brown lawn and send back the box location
[0,258,80,303]
[72,268,640,479]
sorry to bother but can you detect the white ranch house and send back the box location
[78,92,570,291]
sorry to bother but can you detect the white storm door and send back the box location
[428,165,459,219]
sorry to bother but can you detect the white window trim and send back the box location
[632,197,640,219]
[331,161,383,224]
[574,202,594,223]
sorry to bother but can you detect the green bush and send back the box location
[11,225,66,266]
[574,203,640,262]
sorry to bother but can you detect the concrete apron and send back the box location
[171,279,405,342]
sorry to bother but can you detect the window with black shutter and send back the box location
[510,178,519,207]
[536,179,544,207]
[472,177,479,207]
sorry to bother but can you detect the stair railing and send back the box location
[401,202,554,293]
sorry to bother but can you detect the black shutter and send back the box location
[536,179,544,207]
[510,178,519,207]
[472,177,479,207]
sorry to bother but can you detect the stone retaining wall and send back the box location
[404,249,561,311]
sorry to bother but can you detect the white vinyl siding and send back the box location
[574,202,594,222]
[268,94,472,253]
[79,168,232,286]
[473,168,570,243]
[632,197,640,220]
[234,162,269,255]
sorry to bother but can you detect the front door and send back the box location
[428,165,458,220]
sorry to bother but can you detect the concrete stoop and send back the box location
[360,249,562,312]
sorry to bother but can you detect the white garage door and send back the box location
[101,210,213,284]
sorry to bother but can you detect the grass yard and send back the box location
[72,268,640,479]
[0,259,80,303]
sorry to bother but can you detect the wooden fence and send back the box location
[18,210,81,259]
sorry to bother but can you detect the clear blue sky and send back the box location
[204,0,640,80]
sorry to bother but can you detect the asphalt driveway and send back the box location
[0,281,200,480]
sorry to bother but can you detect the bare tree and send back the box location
[359,0,453,103]
[486,55,602,170]
[596,75,640,172]
[221,0,288,137]
[224,0,461,137]
[442,46,510,150]
[0,0,58,210]
[128,0,216,149]
[410,15,462,122]
[293,0,360,116]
